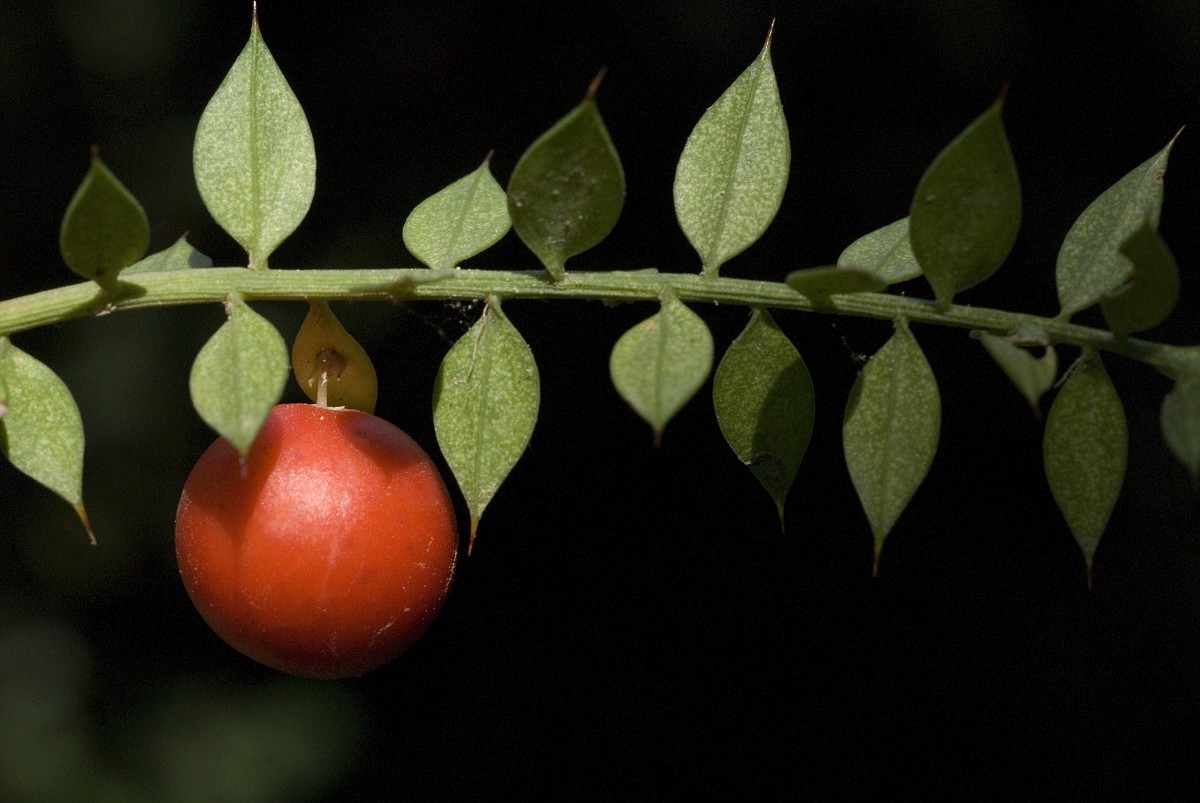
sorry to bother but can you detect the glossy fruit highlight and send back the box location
[175,404,458,679]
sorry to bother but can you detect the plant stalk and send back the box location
[0,267,1189,374]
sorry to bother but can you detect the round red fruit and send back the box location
[175,404,458,679]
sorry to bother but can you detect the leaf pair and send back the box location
[404,81,623,277]
[611,299,816,522]
[830,96,1022,310]
[791,95,1022,310]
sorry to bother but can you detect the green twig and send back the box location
[0,267,1190,375]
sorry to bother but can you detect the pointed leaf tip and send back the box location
[586,67,607,101]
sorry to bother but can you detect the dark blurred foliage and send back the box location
[2,0,1200,799]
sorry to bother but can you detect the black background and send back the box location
[2,0,1200,798]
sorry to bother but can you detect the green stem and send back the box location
[0,267,1190,375]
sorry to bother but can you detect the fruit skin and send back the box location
[175,404,458,679]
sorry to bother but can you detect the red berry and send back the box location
[175,404,458,679]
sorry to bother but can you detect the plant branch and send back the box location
[0,267,1190,375]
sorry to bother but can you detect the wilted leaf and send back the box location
[910,96,1021,309]
[610,289,714,443]
[843,318,940,571]
[1057,134,1176,317]
[59,152,149,289]
[433,299,539,552]
[1043,350,1127,580]
[713,309,814,520]
[190,296,290,454]
[291,301,378,414]
[978,331,1058,413]
[785,265,887,307]
[1099,222,1180,337]
[0,337,94,542]
[194,18,315,269]
[404,158,511,269]
[674,28,789,276]
[838,217,923,284]
[507,81,625,280]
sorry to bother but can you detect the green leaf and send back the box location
[785,265,887,307]
[193,18,315,270]
[1043,351,1127,579]
[291,300,378,414]
[910,97,1021,310]
[507,80,625,281]
[59,151,150,290]
[713,309,814,521]
[843,318,941,571]
[674,30,789,277]
[1161,365,1200,481]
[1099,223,1180,337]
[610,289,714,443]
[403,158,511,269]
[978,331,1058,413]
[1056,135,1176,318]
[121,235,213,275]
[189,296,290,455]
[0,337,94,542]
[433,299,539,553]
[838,217,923,284]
